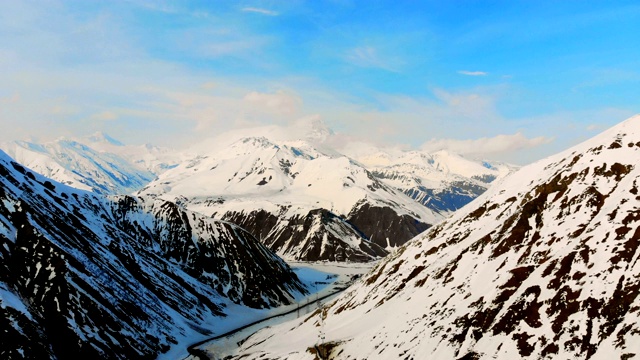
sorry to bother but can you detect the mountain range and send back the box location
[136,120,513,262]
[227,114,640,359]
[1,132,188,195]
[1,121,513,262]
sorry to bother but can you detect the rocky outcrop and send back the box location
[401,179,488,213]
[223,208,388,262]
[111,196,306,308]
[346,202,431,249]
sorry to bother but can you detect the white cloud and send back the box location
[241,7,279,16]
[420,133,553,156]
[50,103,78,116]
[200,81,216,90]
[243,90,302,115]
[1,93,20,104]
[458,70,488,76]
[432,88,495,119]
[313,87,510,155]
[90,111,118,121]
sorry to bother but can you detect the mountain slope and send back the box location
[0,150,305,359]
[139,135,443,261]
[230,114,640,359]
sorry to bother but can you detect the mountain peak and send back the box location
[295,115,334,143]
[86,131,124,146]
[592,114,640,147]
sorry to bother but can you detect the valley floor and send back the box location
[172,261,376,360]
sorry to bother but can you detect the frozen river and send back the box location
[180,261,376,360]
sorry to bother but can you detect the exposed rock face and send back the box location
[0,151,305,359]
[346,202,431,249]
[4,129,517,263]
[223,208,389,262]
[230,115,640,359]
[402,179,488,212]
[110,196,307,308]
[371,170,491,213]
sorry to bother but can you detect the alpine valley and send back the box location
[225,115,640,359]
[0,149,307,358]
[0,120,515,359]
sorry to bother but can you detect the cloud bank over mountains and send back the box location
[1,1,638,165]
[420,133,553,158]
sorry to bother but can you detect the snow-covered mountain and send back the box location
[228,114,640,359]
[0,150,306,358]
[85,131,187,174]
[139,122,517,262]
[345,145,515,214]
[139,134,442,262]
[0,132,187,195]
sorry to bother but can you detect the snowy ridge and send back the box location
[230,114,640,359]
[85,131,190,174]
[0,150,306,358]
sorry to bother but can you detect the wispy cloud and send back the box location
[344,46,401,72]
[317,88,506,152]
[90,111,119,121]
[432,88,497,119]
[244,90,302,115]
[458,70,488,76]
[241,7,279,16]
[200,81,216,90]
[1,93,20,104]
[420,133,553,156]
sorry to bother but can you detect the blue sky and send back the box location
[1,0,639,164]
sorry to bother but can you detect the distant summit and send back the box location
[0,134,188,195]
[86,131,124,146]
[297,115,334,143]
[138,126,515,261]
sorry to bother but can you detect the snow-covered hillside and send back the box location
[228,114,640,359]
[0,150,306,358]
